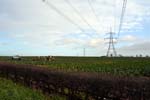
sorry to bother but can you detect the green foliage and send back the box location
[0,78,48,100]
[0,56,150,76]
[0,78,66,100]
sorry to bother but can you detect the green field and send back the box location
[0,56,150,99]
[0,56,150,76]
[0,78,48,100]
[0,77,66,100]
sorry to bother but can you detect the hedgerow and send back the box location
[0,62,150,100]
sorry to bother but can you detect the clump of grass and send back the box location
[0,78,65,100]
[0,78,48,100]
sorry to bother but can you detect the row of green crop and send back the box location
[0,56,150,76]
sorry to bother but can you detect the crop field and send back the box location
[0,56,150,77]
[0,56,150,99]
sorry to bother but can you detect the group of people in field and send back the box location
[12,55,55,61]
[37,56,55,61]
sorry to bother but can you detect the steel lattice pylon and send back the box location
[105,31,117,57]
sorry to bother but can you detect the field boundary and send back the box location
[0,62,150,100]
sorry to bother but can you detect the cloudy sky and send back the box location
[0,0,150,56]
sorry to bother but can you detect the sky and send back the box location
[0,0,150,56]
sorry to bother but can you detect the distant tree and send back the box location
[110,54,113,57]
[139,54,142,57]
[146,55,149,58]
[118,54,123,57]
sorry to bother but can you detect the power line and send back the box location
[65,0,96,31]
[118,0,127,38]
[113,0,117,33]
[87,0,102,28]
[43,0,85,32]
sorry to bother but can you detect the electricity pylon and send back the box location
[105,30,117,57]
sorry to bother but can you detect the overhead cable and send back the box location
[118,0,127,38]
[43,0,85,32]
[87,0,101,28]
[65,0,96,31]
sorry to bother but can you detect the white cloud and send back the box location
[0,0,149,56]
[118,41,150,56]
[88,38,105,48]
[120,35,137,42]
[0,0,148,34]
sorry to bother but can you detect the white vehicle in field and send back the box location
[12,55,21,60]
